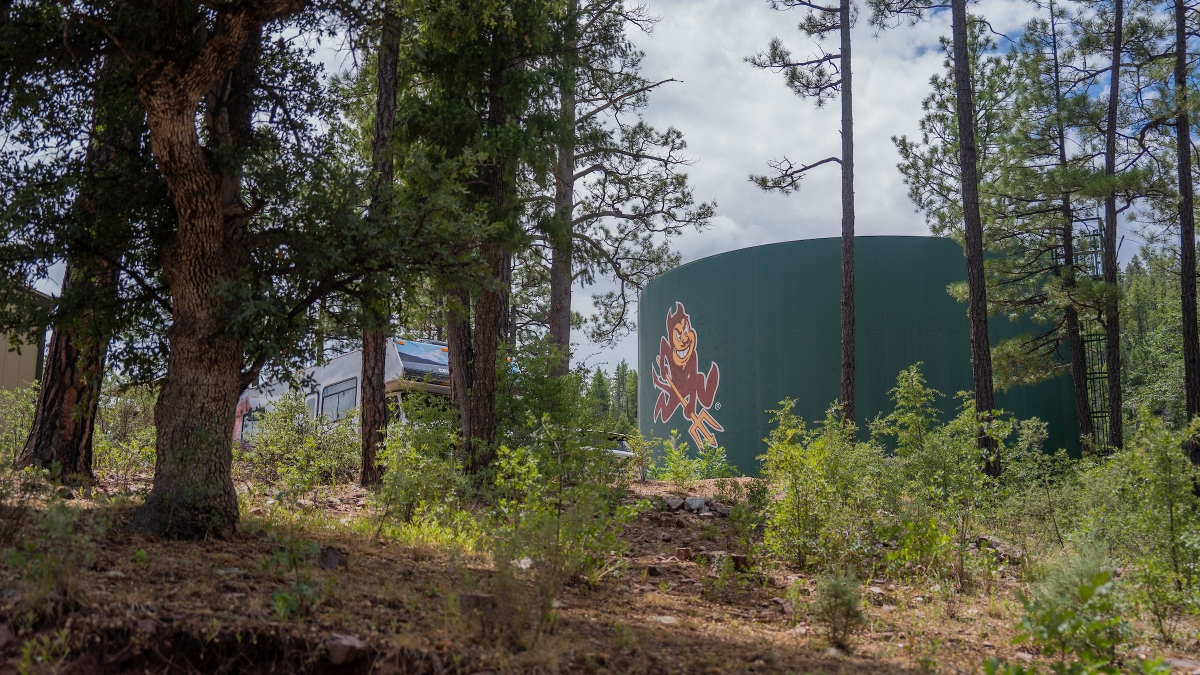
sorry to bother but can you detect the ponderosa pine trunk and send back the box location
[446,293,473,452]
[839,0,856,425]
[1061,205,1095,444]
[360,328,387,486]
[1175,0,1200,450]
[128,12,284,539]
[547,113,575,376]
[467,244,509,472]
[1102,0,1124,451]
[951,0,1000,476]
[20,262,114,480]
[548,0,579,378]
[1047,10,1095,447]
[359,5,402,488]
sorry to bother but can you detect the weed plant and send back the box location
[488,418,643,647]
[760,402,884,569]
[93,381,157,488]
[813,570,865,651]
[5,497,106,627]
[236,390,358,498]
[0,382,37,463]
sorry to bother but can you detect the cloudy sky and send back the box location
[572,0,1042,373]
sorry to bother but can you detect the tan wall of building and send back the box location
[1,334,42,392]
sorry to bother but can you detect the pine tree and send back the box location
[539,0,712,375]
[877,1,1003,473]
[748,0,856,423]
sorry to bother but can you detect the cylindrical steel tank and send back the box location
[638,236,1079,474]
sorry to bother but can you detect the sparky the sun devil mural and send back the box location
[651,301,723,450]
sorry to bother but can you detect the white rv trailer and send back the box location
[232,338,451,442]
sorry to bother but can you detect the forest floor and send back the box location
[1,476,1198,674]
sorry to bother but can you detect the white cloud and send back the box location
[572,0,1038,373]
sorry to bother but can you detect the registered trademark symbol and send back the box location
[714,402,721,410]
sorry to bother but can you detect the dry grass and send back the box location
[0,476,1195,674]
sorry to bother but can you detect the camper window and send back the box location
[321,378,357,421]
[241,411,260,438]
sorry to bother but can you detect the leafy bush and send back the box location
[236,390,358,496]
[761,401,884,569]
[697,441,737,479]
[657,431,699,492]
[812,570,865,651]
[656,431,737,492]
[623,428,658,482]
[376,392,467,524]
[984,550,1171,675]
[872,366,1010,586]
[1016,552,1131,670]
[93,382,157,487]
[0,383,37,464]
[1067,413,1200,641]
[488,418,642,647]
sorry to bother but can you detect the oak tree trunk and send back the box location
[1102,0,1124,451]
[129,19,271,539]
[951,0,999,476]
[839,0,855,425]
[359,5,402,488]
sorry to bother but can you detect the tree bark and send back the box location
[951,0,999,476]
[1061,207,1095,444]
[1175,0,1200,448]
[839,0,855,425]
[467,245,509,472]
[128,15,276,539]
[359,4,402,488]
[446,293,473,454]
[360,328,386,487]
[1102,0,1124,452]
[20,263,113,480]
[548,0,580,378]
[1047,8,1095,447]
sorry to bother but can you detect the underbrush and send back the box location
[751,363,1200,666]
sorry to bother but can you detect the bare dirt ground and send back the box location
[0,476,1196,674]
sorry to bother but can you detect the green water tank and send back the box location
[637,235,1079,474]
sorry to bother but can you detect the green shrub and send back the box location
[623,428,658,482]
[236,391,358,497]
[0,382,38,464]
[760,401,884,569]
[873,366,1011,586]
[657,431,699,492]
[488,418,642,647]
[94,382,157,487]
[697,442,736,479]
[1069,413,1200,629]
[812,570,865,651]
[376,392,467,524]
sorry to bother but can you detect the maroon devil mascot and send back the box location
[651,301,723,450]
